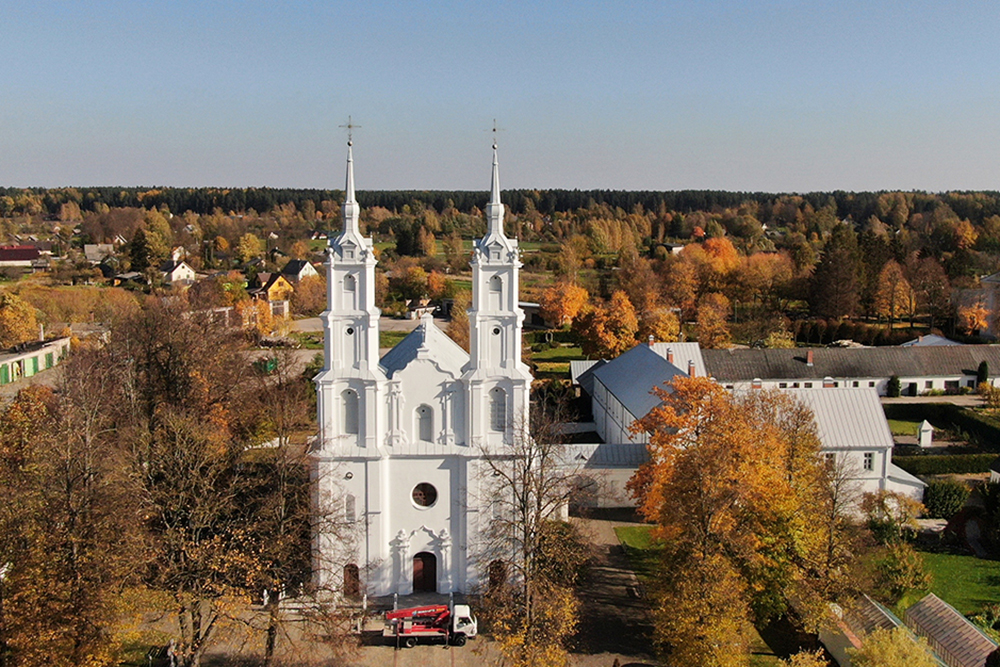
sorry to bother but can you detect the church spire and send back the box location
[342,139,361,234]
[484,142,506,237]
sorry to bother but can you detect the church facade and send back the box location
[312,141,531,597]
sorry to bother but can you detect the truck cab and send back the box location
[451,604,478,644]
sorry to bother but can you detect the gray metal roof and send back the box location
[780,388,893,450]
[379,315,469,378]
[888,463,927,488]
[560,443,650,468]
[702,345,1000,382]
[905,593,998,667]
[570,359,605,396]
[900,334,961,347]
[591,344,686,419]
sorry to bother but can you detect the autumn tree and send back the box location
[696,292,731,349]
[847,627,937,667]
[639,308,680,343]
[874,260,912,330]
[573,290,639,358]
[629,380,843,666]
[291,274,326,316]
[236,233,264,264]
[959,300,990,335]
[478,385,588,667]
[447,289,471,351]
[539,281,589,328]
[0,292,37,348]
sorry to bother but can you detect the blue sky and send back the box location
[2,1,998,191]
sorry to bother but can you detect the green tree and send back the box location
[979,360,990,386]
[236,233,264,264]
[811,222,860,319]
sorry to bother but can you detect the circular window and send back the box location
[412,483,438,508]
[492,327,501,336]
[346,327,355,335]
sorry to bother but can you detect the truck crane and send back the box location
[383,603,478,648]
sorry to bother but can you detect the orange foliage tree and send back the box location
[628,379,839,666]
[874,260,913,330]
[538,281,589,328]
[572,290,638,358]
[959,301,990,335]
[696,292,731,349]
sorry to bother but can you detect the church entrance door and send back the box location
[412,552,437,593]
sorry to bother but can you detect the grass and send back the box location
[532,345,585,363]
[898,550,1000,615]
[614,525,663,582]
[887,418,921,437]
[379,330,409,349]
[290,331,323,349]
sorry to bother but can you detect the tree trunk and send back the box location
[264,592,280,665]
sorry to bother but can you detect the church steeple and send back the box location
[342,140,361,234]
[485,143,505,237]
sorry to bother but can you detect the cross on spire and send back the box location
[339,115,361,145]
[487,118,504,149]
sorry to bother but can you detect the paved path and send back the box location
[568,516,658,666]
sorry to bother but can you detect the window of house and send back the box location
[779,383,787,389]
[945,380,959,390]
[804,382,813,388]
[925,381,933,389]
[792,382,800,388]
[853,381,859,387]
[869,381,875,387]
[824,453,836,467]
[342,389,359,435]
[863,452,874,471]
[968,379,977,388]
[490,387,507,431]
[416,405,433,442]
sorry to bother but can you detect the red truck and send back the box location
[383,603,478,647]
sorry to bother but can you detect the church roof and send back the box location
[591,344,688,419]
[379,315,470,378]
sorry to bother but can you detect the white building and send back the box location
[312,141,531,597]
[572,341,924,507]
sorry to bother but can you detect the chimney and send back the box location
[823,376,835,388]
[666,348,675,364]
[688,359,696,377]
[752,378,763,389]
[38,323,44,342]
[806,350,814,367]
[648,335,655,347]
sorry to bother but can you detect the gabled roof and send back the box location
[905,593,998,667]
[591,344,687,419]
[561,443,649,468]
[781,388,893,450]
[0,246,40,261]
[901,334,961,347]
[281,259,315,277]
[702,345,1000,382]
[379,315,469,378]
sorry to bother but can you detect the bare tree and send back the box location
[475,383,590,667]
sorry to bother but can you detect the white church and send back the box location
[312,140,532,597]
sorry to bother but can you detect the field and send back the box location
[887,418,921,437]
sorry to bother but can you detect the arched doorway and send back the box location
[488,560,508,591]
[343,563,360,599]
[412,552,437,593]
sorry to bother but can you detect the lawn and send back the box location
[887,418,921,437]
[898,550,1000,615]
[532,345,585,363]
[379,330,409,349]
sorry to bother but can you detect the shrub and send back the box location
[866,542,931,604]
[923,480,970,519]
[887,375,901,398]
[980,360,991,386]
[892,454,995,475]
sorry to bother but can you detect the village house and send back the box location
[280,258,319,283]
[159,259,197,286]
[247,272,293,318]
[0,245,45,273]
[0,338,71,386]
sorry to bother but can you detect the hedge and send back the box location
[892,453,997,476]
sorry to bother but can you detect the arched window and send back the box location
[344,274,356,291]
[489,387,506,432]
[489,275,503,310]
[344,274,357,309]
[416,405,433,442]
[343,563,360,598]
[342,389,359,435]
[345,494,356,522]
